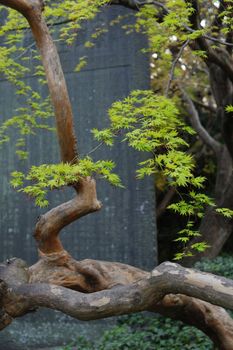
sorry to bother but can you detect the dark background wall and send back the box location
[0,6,157,348]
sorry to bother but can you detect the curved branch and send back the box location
[0,0,38,15]
[34,178,102,254]
[154,294,233,350]
[0,0,103,255]
[165,40,190,96]
[180,88,221,155]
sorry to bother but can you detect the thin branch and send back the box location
[180,87,221,155]
[156,187,176,219]
[184,25,233,47]
[14,41,36,60]
[165,40,190,96]
[110,0,233,47]
[192,98,217,114]
[26,7,78,163]
[86,141,104,156]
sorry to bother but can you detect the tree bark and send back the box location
[34,178,102,254]
[1,257,233,349]
[182,67,233,264]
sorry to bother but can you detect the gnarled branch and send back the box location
[1,257,233,349]
[8,261,233,317]
[180,88,221,155]
[34,178,102,254]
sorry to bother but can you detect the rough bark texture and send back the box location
[1,256,233,350]
[154,294,233,350]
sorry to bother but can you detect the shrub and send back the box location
[195,254,233,279]
[95,314,212,350]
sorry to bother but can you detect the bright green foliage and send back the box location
[93,90,195,182]
[0,46,29,90]
[0,6,54,157]
[218,0,233,34]
[132,2,196,91]
[93,90,213,258]
[0,94,54,158]
[11,158,122,207]
[0,0,110,151]
[169,192,214,218]
[0,7,31,95]
[226,105,233,113]
[216,207,233,218]
[132,0,231,97]
[75,56,88,72]
[45,0,109,44]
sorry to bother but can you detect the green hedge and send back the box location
[195,254,233,279]
[63,255,233,350]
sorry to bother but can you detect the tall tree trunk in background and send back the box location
[180,0,233,265]
[182,64,233,265]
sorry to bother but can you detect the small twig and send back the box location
[156,187,176,219]
[165,39,190,97]
[86,141,104,156]
[192,99,216,114]
[109,0,168,12]
[184,25,233,47]
[14,41,36,60]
